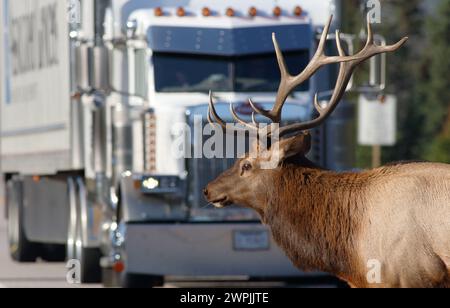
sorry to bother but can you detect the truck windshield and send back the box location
[153,51,310,93]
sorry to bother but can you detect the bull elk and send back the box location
[204,16,450,288]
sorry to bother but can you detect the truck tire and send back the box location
[77,245,102,284]
[66,178,77,262]
[67,177,102,283]
[72,211,101,283]
[6,179,40,262]
[72,208,102,284]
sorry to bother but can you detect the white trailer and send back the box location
[1,0,75,174]
[1,0,381,287]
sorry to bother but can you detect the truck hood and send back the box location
[152,92,312,123]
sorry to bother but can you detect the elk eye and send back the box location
[242,162,252,173]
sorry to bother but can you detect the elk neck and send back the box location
[261,157,369,281]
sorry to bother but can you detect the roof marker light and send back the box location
[226,7,235,17]
[177,7,186,17]
[202,7,211,17]
[273,6,282,17]
[294,6,303,17]
[249,6,257,17]
[154,7,164,17]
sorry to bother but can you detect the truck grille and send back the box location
[187,156,235,208]
[185,114,263,221]
[186,117,248,218]
[186,116,295,221]
[184,100,354,220]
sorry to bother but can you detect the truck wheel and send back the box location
[76,245,102,284]
[66,178,77,262]
[74,216,102,283]
[67,177,102,283]
[121,273,164,288]
[6,179,40,262]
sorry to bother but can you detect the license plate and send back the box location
[233,230,270,251]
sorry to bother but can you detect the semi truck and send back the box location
[0,0,384,287]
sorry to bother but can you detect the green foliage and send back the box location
[345,0,449,167]
[427,109,450,163]
[422,0,450,162]
[426,136,450,163]
[378,0,428,163]
[341,0,362,33]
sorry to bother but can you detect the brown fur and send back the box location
[205,136,450,288]
[265,164,368,282]
[261,162,423,286]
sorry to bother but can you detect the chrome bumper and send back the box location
[122,222,313,278]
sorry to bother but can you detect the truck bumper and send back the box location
[123,222,310,278]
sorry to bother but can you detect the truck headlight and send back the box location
[140,175,183,195]
[143,177,160,190]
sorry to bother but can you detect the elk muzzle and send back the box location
[203,184,233,208]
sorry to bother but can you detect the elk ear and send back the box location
[271,133,311,163]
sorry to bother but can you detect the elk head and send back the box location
[204,15,408,215]
[203,133,312,215]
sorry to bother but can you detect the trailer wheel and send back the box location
[6,179,40,262]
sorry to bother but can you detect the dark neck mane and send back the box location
[263,160,368,280]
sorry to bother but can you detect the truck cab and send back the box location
[100,0,355,286]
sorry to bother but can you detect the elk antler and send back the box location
[209,15,408,138]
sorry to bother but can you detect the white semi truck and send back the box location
[0,0,383,287]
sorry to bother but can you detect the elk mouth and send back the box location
[210,196,233,208]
